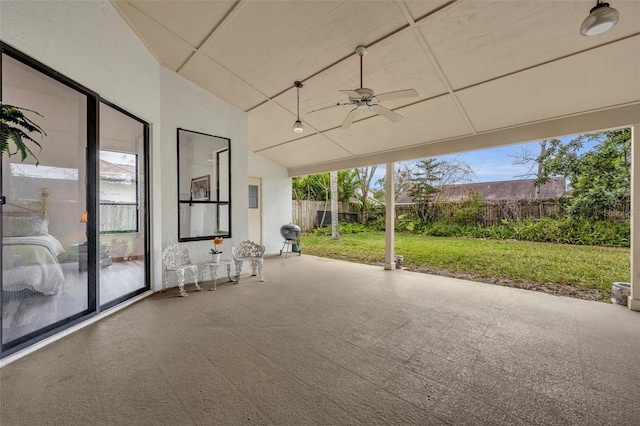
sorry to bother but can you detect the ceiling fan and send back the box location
[309,45,418,130]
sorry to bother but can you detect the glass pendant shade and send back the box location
[580,2,619,36]
[292,120,304,133]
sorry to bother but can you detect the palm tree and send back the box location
[1,103,46,165]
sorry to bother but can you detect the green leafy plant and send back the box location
[1,102,46,165]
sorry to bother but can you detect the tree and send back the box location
[408,158,474,222]
[292,170,359,230]
[336,169,357,202]
[292,174,329,201]
[354,166,378,226]
[511,139,557,198]
[535,129,630,219]
[1,103,46,165]
[408,159,441,222]
[375,161,415,199]
[330,171,338,239]
[292,170,357,202]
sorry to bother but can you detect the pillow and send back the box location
[3,216,49,237]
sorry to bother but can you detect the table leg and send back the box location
[209,264,220,291]
[226,264,233,282]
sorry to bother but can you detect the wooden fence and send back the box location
[292,200,359,232]
[294,198,631,231]
[396,198,631,225]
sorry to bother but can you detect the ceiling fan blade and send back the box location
[339,90,362,98]
[374,89,418,102]
[369,104,402,122]
[308,103,347,114]
[341,108,360,130]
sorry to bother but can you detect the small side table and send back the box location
[200,260,233,290]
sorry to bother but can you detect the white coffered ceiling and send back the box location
[112,0,640,176]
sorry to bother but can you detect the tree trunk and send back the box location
[330,171,339,240]
[535,140,547,199]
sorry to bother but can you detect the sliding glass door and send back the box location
[98,102,148,309]
[1,46,150,357]
[1,52,93,351]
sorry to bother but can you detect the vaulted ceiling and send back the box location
[112,0,640,176]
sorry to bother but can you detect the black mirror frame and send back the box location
[176,128,231,242]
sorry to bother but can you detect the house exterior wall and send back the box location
[249,151,292,254]
[0,0,165,287]
[0,0,291,290]
[159,67,249,287]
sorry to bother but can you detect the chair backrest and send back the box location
[162,244,192,270]
[232,240,265,259]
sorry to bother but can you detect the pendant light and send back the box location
[580,1,620,36]
[292,81,304,133]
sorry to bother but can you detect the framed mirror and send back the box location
[177,128,231,241]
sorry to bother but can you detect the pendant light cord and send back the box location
[360,54,363,89]
[297,85,300,120]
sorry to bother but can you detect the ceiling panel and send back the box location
[248,101,312,152]
[257,134,352,169]
[113,1,194,70]
[419,0,640,89]
[273,29,449,131]
[404,0,452,21]
[325,95,472,156]
[124,0,237,48]
[457,35,640,132]
[200,0,409,98]
[180,53,266,112]
[115,0,640,174]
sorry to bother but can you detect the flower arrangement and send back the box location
[210,237,224,254]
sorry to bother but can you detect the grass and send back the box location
[300,232,630,302]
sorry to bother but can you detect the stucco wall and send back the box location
[0,0,165,286]
[159,67,249,287]
[248,152,292,255]
[0,0,292,291]
[0,1,160,123]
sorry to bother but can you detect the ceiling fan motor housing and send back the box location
[349,88,378,104]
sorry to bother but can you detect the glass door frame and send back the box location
[0,42,150,357]
[98,99,151,311]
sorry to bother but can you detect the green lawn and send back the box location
[300,232,630,302]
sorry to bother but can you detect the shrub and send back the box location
[397,218,629,247]
[313,221,369,236]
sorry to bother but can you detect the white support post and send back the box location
[384,162,395,270]
[629,124,640,311]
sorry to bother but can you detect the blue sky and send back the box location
[370,134,592,187]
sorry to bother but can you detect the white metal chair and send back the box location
[162,244,200,297]
[231,240,265,283]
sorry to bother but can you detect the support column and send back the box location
[630,124,640,311]
[384,162,395,270]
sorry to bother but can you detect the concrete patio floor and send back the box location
[1,254,639,425]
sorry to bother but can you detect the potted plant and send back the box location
[210,237,224,262]
[1,102,46,165]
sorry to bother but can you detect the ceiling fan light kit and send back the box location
[292,81,304,133]
[308,45,418,130]
[580,1,619,36]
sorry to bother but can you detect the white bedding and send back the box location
[2,235,66,294]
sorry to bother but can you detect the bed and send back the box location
[2,190,66,295]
